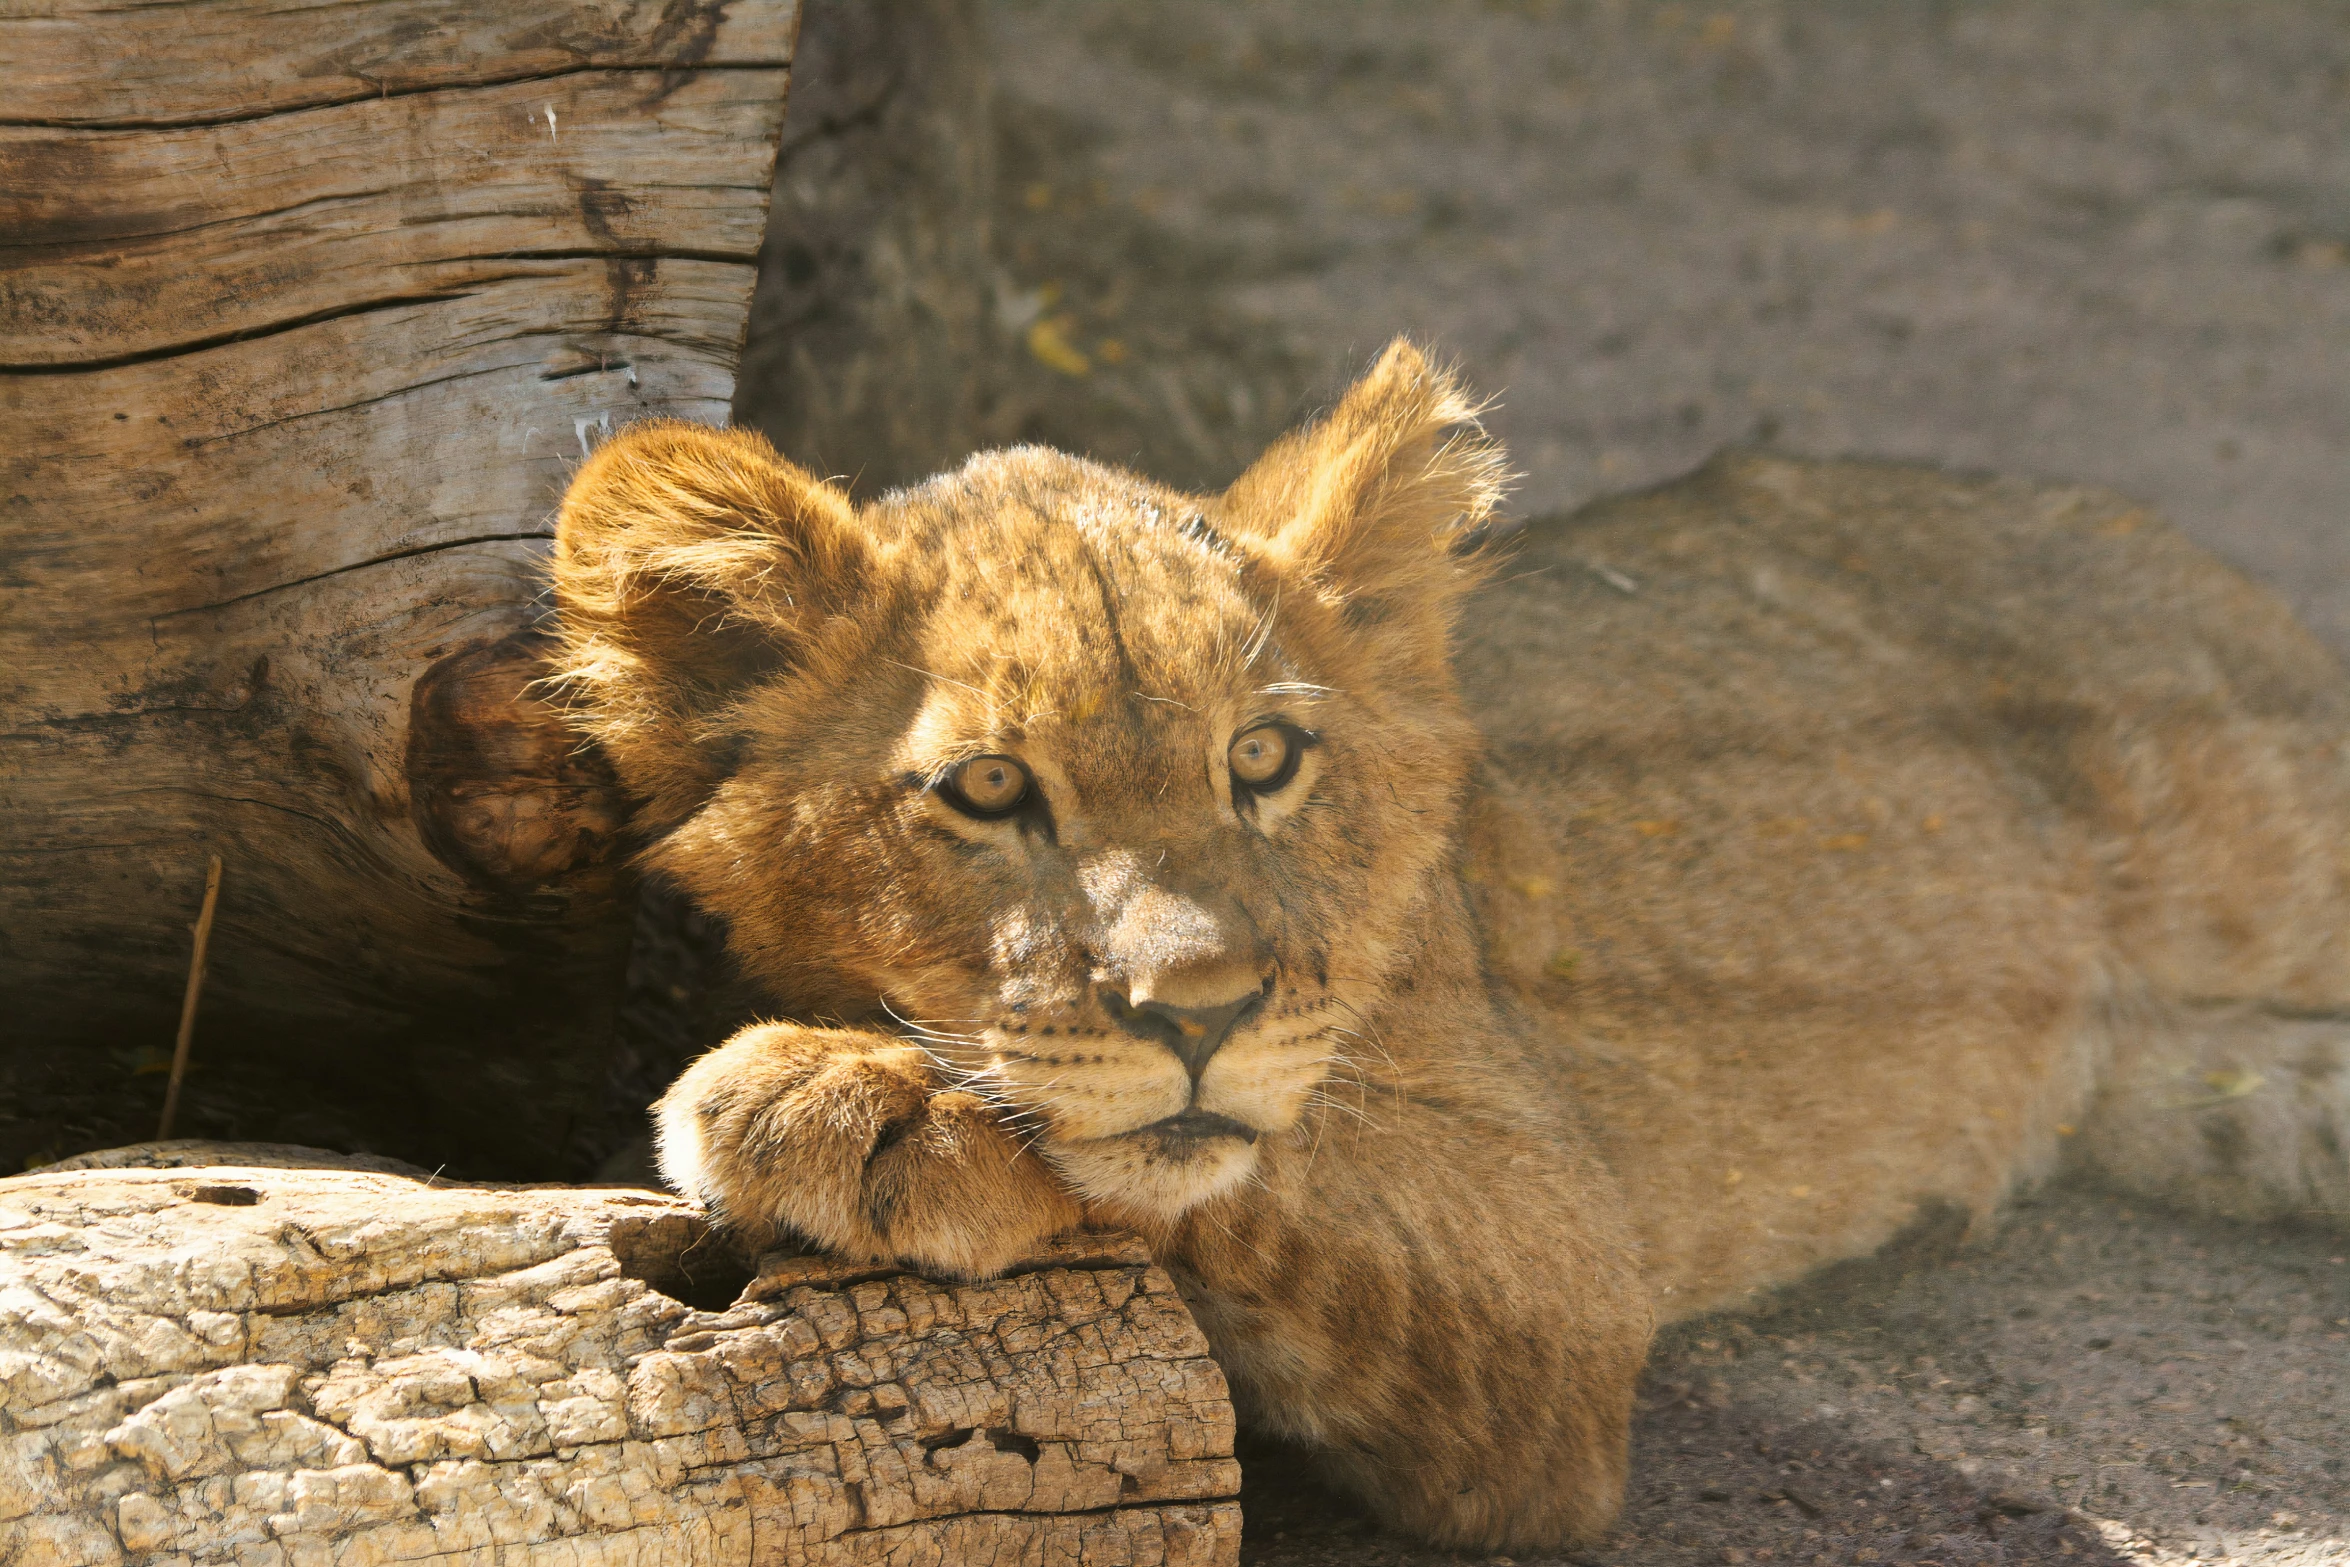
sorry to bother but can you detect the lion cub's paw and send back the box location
[654,1023,1080,1279]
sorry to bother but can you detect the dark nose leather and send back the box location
[1101,988,1264,1080]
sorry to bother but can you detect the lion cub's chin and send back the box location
[1044,1122,1264,1219]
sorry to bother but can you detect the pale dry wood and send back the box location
[0,1155,1242,1567]
[0,0,797,1171]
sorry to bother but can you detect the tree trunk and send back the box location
[0,0,800,1175]
[0,1150,1243,1565]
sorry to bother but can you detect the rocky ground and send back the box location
[958,3,2350,1562]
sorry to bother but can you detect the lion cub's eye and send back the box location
[944,755,1030,817]
[1228,725,1302,793]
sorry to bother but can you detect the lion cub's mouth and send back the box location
[1133,1109,1260,1145]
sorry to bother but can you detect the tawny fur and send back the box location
[549,340,2350,1551]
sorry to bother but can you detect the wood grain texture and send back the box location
[0,70,783,366]
[0,0,797,1176]
[0,1152,1242,1565]
[0,0,794,128]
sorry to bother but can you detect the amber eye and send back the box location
[945,755,1030,817]
[1228,726,1300,792]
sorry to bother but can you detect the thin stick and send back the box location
[157,855,222,1142]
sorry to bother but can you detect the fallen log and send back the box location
[0,1152,1243,1565]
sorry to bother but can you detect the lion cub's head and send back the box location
[551,340,1506,1218]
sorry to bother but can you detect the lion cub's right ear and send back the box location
[549,420,869,830]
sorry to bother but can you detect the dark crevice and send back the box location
[13,702,256,728]
[152,532,554,620]
[734,1244,1173,1307]
[14,291,750,383]
[985,1428,1043,1462]
[186,1184,260,1206]
[248,1280,449,1318]
[484,245,759,266]
[176,320,705,448]
[182,362,530,449]
[538,361,625,384]
[0,61,792,133]
[608,1210,756,1313]
[0,191,395,257]
[118,785,351,839]
[818,1501,1222,1539]
[914,1426,1046,1460]
[0,286,513,376]
[738,1262,917,1301]
[8,216,767,267]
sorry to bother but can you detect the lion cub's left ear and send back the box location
[1217,338,1509,669]
[548,420,870,830]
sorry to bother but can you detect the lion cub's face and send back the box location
[553,342,1503,1217]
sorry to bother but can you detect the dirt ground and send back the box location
[1238,1190,2349,1566]
[958,3,2350,1562]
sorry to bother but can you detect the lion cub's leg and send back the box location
[2077,1002,2350,1228]
[655,1023,1081,1278]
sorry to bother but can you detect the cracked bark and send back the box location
[0,0,799,1177]
[0,1153,1241,1566]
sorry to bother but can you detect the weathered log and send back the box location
[0,1153,1243,1566]
[0,0,798,1173]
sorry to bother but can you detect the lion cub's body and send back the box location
[1465,454,2350,1319]
[551,346,2350,1551]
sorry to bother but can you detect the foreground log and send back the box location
[0,1155,1243,1566]
[0,0,798,1174]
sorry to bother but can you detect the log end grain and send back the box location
[405,633,631,889]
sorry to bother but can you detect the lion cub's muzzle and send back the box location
[1098,981,1270,1081]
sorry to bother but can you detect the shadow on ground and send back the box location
[1232,1184,2348,1566]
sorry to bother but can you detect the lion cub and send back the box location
[550,341,2350,1550]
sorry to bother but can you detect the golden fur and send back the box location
[549,341,2350,1550]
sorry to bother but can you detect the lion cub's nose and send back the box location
[1101,987,1265,1080]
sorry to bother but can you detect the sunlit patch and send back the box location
[566,395,1487,1236]
[1196,1034,1333,1132]
[1045,1115,1266,1215]
[987,1036,1192,1144]
[874,976,1353,1220]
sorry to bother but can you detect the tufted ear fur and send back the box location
[548,420,870,829]
[1216,338,1510,669]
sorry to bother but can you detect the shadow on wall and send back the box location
[733,0,995,493]
[733,0,1324,499]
